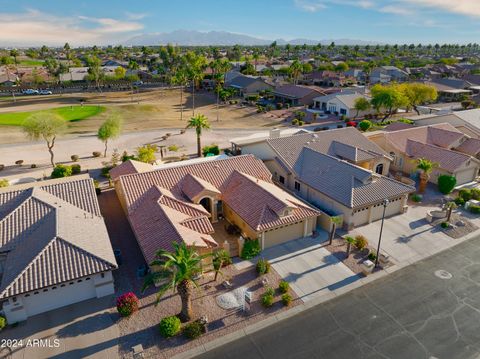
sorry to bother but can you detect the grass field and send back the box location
[0,105,105,126]
[18,59,45,66]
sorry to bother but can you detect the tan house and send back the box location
[111,155,320,263]
[231,128,415,229]
[367,123,480,185]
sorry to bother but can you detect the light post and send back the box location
[375,199,389,269]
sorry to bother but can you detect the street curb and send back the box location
[172,228,480,359]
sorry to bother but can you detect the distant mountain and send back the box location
[123,30,380,46]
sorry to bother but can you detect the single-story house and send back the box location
[312,91,373,117]
[226,74,273,96]
[231,128,414,229]
[0,175,117,323]
[273,84,325,106]
[367,123,480,185]
[111,155,320,262]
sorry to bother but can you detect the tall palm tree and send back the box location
[187,114,210,157]
[416,158,437,193]
[329,216,343,245]
[172,67,189,121]
[142,242,210,322]
[186,52,207,115]
[211,59,231,122]
[289,60,303,85]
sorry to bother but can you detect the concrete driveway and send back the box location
[0,296,119,359]
[352,204,461,265]
[236,235,361,302]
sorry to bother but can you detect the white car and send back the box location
[22,89,39,95]
[39,90,53,95]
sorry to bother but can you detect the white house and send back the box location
[313,91,373,118]
[0,176,117,323]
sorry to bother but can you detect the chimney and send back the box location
[269,128,281,139]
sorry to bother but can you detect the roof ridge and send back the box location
[0,188,40,226]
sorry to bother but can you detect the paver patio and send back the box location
[235,235,361,302]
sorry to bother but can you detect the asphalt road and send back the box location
[196,235,480,359]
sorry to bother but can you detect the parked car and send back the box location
[39,89,53,95]
[22,89,39,95]
[132,80,144,86]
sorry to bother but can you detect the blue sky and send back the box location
[1,0,480,46]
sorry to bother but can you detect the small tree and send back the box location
[416,158,437,193]
[136,144,157,164]
[345,236,356,258]
[97,116,122,157]
[23,112,66,167]
[353,97,371,118]
[358,120,372,132]
[445,201,457,222]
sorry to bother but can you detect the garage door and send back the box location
[456,169,477,185]
[264,221,304,248]
[23,278,97,317]
[370,200,403,222]
[352,208,369,226]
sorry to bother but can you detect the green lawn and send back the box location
[18,59,45,66]
[0,106,105,126]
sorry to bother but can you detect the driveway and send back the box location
[0,296,119,359]
[352,204,459,264]
[235,235,361,302]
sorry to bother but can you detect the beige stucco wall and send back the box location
[223,203,259,240]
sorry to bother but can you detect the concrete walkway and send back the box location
[235,235,361,302]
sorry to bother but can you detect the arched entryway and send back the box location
[375,163,384,175]
[199,197,212,214]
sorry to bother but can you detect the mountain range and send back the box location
[123,30,380,46]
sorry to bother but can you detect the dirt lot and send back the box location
[0,89,285,144]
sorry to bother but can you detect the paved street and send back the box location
[196,234,480,359]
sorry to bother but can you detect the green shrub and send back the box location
[292,118,299,125]
[281,293,292,306]
[213,249,232,270]
[358,120,372,132]
[437,175,456,194]
[92,151,101,157]
[441,222,450,228]
[168,145,179,152]
[278,280,289,294]
[183,320,206,340]
[159,316,181,338]
[202,144,220,157]
[411,193,422,203]
[30,164,37,168]
[256,258,271,276]
[241,239,261,260]
[71,164,81,175]
[472,188,480,200]
[261,293,274,308]
[298,120,305,126]
[470,205,480,214]
[101,166,112,178]
[459,188,472,201]
[455,197,465,206]
[0,316,6,331]
[368,251,377,261]
[71,155,79,162]
[355,235,368,250]
[0,179,8,188]
[51,165,72,179]
[264,286,275,296]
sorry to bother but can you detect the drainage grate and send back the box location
[434,270,453,280]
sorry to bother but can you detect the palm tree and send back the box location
[186,52,207,115]
[142,242,210,322]
[416,158,437,193]
[211,59,231,121]
[344,236,355,258]
[172,67,189,121]
[187,114,210,157]
[445,201,457,222]
[289,60,303,85]
[328,216,343,245]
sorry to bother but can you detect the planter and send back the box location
[361,259,374,275]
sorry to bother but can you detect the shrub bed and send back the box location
[256,258,271,276]
[159,316,181,338]
[278,280,289,294]
[241,239,261,260]
[183,320,206,340]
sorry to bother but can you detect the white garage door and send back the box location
[352,208,369,226]
[23,278,97,317]
[370,200,403,222]
[456,169,477,185]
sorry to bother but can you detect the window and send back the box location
[375,163,384,175]
[279,176,285,184]
[340,108,347,115]
[294,181,301,191]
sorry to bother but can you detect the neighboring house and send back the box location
[226,74,273,96]
[233,128,414,229]
[111,155,320,261]
[273,84,325,106]
[312,91,373,117]
[0,73,18,86]
[380,66,409,82]
[367,123,480,185]
[0,176,117,323]
[302,71,355,87]
[406,109,480,139]
[59,66,119,82]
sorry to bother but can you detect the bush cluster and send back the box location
[116,292,139,317]
[202,144,220,157]
[278,280,289,294]
[159,316,181,338]
[183,320,206,340]
[358,120,372,132]
[241,239,261,260]
[281,293,292,306]
[0,316,6,331]
[441,221,450,228]
[411,193,423,203]
[51,164,82,179]
[261,288,275,308]
[256,258,271,276]
[437,175,456,194]
[355,235,368,250]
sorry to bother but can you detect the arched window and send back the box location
[375,163,384,175]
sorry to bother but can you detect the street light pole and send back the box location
[375,199,389,269]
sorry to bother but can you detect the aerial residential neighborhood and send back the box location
[3,1,480,359]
